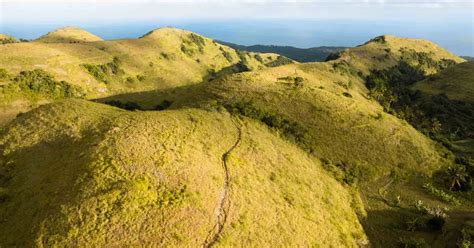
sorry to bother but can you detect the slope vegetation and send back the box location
[0,99,366,247]
[413,61,474,103]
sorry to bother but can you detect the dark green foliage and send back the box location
[136,75,146,82]
[160,53,170,60]
[254,54,264,63]
[82,57,123,83]
[277,76,304,88]
[366,61,425,112]
[364,49,473,149]
[366,36,387,44]
[265,56,294,67]
[227,101,312,151]
[332,61,361,76]
[104,100,142,111]
[181,33,206,56]
[217,40,348,62]
[0,69,10,80]
[342,92,352,98]
[4,69,85,98]
[400,48,456,71]
[219,47,233,62]
[189,33,205,51]
[443,158,473,192]
[125,76,136,84]
[155,100,173,111]
[0,37,17,45]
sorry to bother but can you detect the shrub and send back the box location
[265,56,294,67]
[82,57,123,83]
[160,53,170,60]
[9,69,85,98]
[423,183,461,205]
[342,92,352,98]
[444,165,469,191]
[125,76,136,84]
[136,75,146,82]
[254,54,264,63]
[219,47,233,62]
[277,76,305,88]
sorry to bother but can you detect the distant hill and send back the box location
[36,27,104,43]
[217,40,348,62]
[461,56,474,61]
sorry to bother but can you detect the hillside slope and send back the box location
[103,34,463,180]
[413,61,474,103]
[0,27,290,123]
[97,34,472,246]
[0,27,285,98]
[0,99,366,247]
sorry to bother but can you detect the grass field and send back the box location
[0,28,472,247]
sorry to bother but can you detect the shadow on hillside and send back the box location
[360,209,467,248]
[93,82,212,111]
[93,59,252,110]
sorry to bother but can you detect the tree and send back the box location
[446,165,468,191]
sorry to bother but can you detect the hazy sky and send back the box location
[1,0,473,23]
[0,0,473,55]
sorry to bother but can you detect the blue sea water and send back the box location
[1,19,473,56]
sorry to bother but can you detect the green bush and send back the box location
[219,47,233,62]
[254,54,264,63]
[136,75,146,82]
[6,69,85,99]
[0,68,10,80]
[82,57,123,83]
[265,56,294,67]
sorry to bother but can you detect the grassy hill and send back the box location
[97,34,473,246]
[0,27,290,124]
[0,29,472,247]
[35,27,104,43]
[217,40,348,62]
[0,99,366,247]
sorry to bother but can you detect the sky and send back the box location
[0,0,473,55]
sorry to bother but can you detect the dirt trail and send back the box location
[203,117,242,248]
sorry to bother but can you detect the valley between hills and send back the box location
[0,27,473,247]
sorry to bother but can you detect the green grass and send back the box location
[0,28,472,247]
[0,99,366,246]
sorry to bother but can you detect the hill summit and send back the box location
[36,27,103,43]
